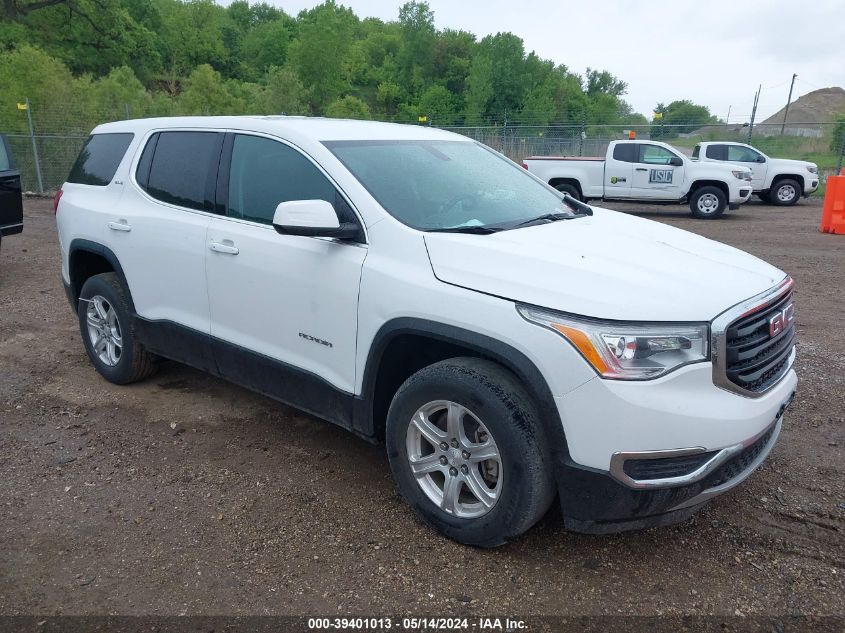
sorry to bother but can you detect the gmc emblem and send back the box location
[768,303,795,337]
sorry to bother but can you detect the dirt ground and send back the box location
[0,197,842,620]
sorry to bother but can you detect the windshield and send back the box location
[324,140,576,231]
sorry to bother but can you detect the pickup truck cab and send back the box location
[56,117,796,546]
[693,141,819,205]
[524,139,753,219]
[0,134,24,252]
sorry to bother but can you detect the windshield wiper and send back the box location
[425,225,502,234]
[508,194,594,230]
[508,212,573,229]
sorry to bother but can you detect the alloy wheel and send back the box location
[406,400,502,518]
[85,295,123,367]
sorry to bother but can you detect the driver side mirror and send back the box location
[757,155,766,163]
[669,156,684,167]
[272,199,361,240]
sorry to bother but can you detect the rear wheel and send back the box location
[78,273,157,384]
[554,183,582,201]
[689,185,727,219]
[771,178,801,206]
[385,358,555,547]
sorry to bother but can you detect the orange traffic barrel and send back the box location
[820,168,845,234]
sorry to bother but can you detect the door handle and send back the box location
[635,168,648,172]
[107,220,131,232]
[209,240,239,255]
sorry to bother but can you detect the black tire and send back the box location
[555,183,582,201]
[757,191,771,204]
[77,272,157,385]
[689,185,727,219]
[770,178,801,206]
[385,358,555,547]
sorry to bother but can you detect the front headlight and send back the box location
[732,170,752,181]
[807,165,818,174]
[517,305,709,380]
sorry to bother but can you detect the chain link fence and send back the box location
[4,102,843,193]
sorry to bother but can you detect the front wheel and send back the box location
[689,185,727,219]
[385,358,555,547]
[771,179,801,206]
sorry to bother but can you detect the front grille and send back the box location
[708,424,777,487]
[724,291,794,392]
[622,451,717,481]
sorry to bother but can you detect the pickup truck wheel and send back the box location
[385,358,555,547]
[771,179,801,206]
[554,183,582,201]
[689,186,727,219]
[77,272,157,385]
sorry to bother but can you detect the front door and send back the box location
[630,144,685,199]
[206,133,367,399]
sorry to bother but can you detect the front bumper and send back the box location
[804,177,819,195]
[557,412,788,534]
[553,356,797,532]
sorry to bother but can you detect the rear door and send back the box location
[0,135,23,237]
[118,130,222,350]
[630,144,685,199]
[603,143,635,198]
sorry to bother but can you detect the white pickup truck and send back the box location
[692,141,819,206]
[523,140,753,219]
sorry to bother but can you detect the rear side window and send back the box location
[612,143,638,163]
[705,144,728,161]
[0,137,12,171]
[67,133,134,186]
[141,131,223,212]
[227,134,336,224]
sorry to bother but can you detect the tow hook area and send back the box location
[777,390,796,420]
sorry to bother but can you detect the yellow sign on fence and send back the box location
[17,102,28,110]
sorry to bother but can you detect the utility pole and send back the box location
[748,85,761,142]
[780,73,797,136]
[23,97,44,194]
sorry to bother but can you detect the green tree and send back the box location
[652,99,717,136]
[417,84,454,123]
[288,0,357,112]
[90,65,151,120]
[325,95,371,120]
[255,65,308,115]
[177,63,243,114]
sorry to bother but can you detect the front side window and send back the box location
[325,140,577,231]
[143,131,222,211]
[727,145,762,163]
[227,134,336,224]
[638,144,677,165]
[68,133,134,186]
[692,145,700,159]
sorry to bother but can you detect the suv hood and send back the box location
[424,208,784,321]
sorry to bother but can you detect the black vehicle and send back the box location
[0,134,24,252]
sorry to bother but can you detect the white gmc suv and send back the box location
[55,117,797,546]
